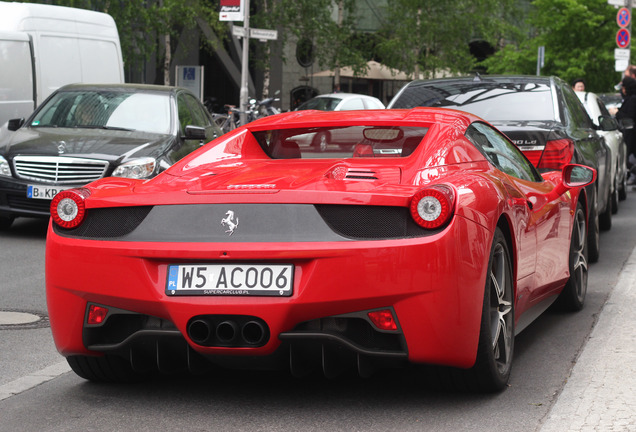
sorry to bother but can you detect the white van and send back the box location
[0,2,124,126]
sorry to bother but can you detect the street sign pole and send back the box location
[239,0,250,125]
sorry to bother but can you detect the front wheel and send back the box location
[465,228,514,392]
[556,201,588,311]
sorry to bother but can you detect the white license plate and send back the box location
[27,185,71,200]
[166,264,294,296]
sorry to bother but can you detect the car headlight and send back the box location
[112,157,157,179]
[0,155,11,177]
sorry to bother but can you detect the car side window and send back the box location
[177,93,194,134]
[183,93,211,127]
[466,122,543,182]
[340,98,365,110]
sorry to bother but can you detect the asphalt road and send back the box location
[1,190,636,432]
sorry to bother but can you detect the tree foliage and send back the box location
[258,0,368,74]
[480,0,621,92]
[376,0,518,78]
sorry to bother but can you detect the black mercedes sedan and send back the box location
[0,83,222,229]
[388,75,613,262]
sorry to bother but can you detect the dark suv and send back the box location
[388,75,614,262]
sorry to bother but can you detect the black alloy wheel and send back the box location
[465,227,514,392]
[556,201,588,311]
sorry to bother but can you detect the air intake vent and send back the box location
[345,169,378,180]
[328,166,401,183]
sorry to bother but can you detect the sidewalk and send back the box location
[540,247,636,431]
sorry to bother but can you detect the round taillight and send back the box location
[50,188,90,229]
[409,185,455,229]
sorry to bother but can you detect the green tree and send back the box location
[263,0,368,73]
[376,0,518,78]
[480,0,620,93]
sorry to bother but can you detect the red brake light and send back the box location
[87,304,109,325]
[367,309,398,331]
[537,139,574,170]
[410,185,455,229]
[523,150,542,166]
[50,188,90,229]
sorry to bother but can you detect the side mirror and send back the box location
[618,117,634,130]
[7,118,25,131]
[536,164,597,207]
[598,115,618,131]
[184,125,206,141]
[563,164,596,187]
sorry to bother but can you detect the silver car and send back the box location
[295,93,385,152]
[576,91,628,208]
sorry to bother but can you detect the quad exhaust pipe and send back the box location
[187,316,268,347]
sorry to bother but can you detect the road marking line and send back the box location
[0,361,71,401]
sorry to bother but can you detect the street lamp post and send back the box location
[239,0,250,125]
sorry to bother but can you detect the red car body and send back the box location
[45,108,593,392]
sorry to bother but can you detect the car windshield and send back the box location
[394,81,555,121]
[252,126,429,159]
[30,90,172,134]
[296,97,341,111]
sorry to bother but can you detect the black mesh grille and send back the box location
[53,206,153,238]
[314,204,434,239]
[7,194,52,213]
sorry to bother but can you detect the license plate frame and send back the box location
[166,263,294,296]
[27,184,72,200]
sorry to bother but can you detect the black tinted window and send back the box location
[466,122,543,182]
[391,81,555,121]
[561,85,593,128]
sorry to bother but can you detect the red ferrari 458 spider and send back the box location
[46,108,595,392]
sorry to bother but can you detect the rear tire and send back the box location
[464,228,514,392]
[587,198,600,263]
[599,197,612,231]
[618,173,627,201]
[67,355,143,383]
[311,132,329,152]
[556,202,588,311]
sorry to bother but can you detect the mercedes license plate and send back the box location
[166,264,294,296]
[27,185,71,200]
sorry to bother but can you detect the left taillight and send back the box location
[537,138,574,170]
[409,185,455,229]
[50,188,91,229]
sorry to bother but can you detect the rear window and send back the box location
[392,82,555,121]
[252,126,429,159]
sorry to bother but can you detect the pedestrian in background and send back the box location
[572,78,585,92]
[612,76,636,184]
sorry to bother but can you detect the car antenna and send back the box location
[473,72,483,82]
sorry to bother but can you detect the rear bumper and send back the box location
[46,214,491,370]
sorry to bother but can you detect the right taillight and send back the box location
[409,185,455,229]
[50,188,91,229]
[537,138,575,170]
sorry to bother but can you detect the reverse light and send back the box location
[368,309,398,331]
[537,139,574,170]
[112,157,156,179]
[50,188,91,229]
[410,185,455,229]
[87,304,109,325]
